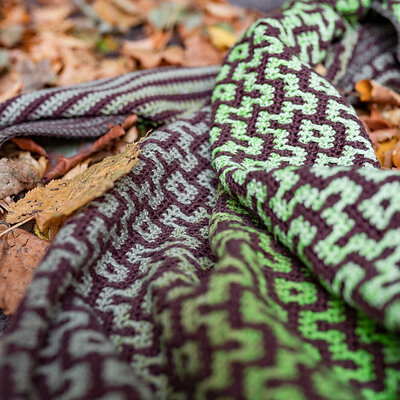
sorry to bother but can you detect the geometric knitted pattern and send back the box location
[1,1,400,399]
[211,0,400,331]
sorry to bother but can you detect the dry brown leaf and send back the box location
[0,155,42,200]
[10,137,48,157]
[355,79,400,105]
[93,0,143,31]
[45,123,128,180]
[204,2,242,20]
[0,225,50,315]
[17,59,56,92]
[31,3,73,30]
[380,107,400,127]
[367,128,400,145]
[384,148,394,169]
[0,197,13,215]
[360,114,392,132]
[62,158,91,180]
[183,32,223,67]
[0,76,22,103]
[7,141,141,232]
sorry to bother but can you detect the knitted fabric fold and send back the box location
[1,1,400,399]
[211,0,400,331]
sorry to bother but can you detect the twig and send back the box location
[0,216,35,239]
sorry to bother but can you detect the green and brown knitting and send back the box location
[1,1,400,399]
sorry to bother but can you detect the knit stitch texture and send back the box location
[1,1,400,399]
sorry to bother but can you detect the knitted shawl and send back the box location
[1,0,400,398]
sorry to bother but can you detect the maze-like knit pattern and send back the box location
[1,0,400,399]
[211,0,400,331]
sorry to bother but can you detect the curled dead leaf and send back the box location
[7,141,141,232]
[45,122,128,180]
[10,137,48,157]
[355,79,400,105]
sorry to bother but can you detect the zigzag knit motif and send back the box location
[1,0,400,399]
[0,66,219,145]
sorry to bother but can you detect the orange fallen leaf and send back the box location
[7,141,141,232]
[392,142,400,168]
[10,137,48,157]
[360,114,392,132]
[0,225,50,315]
[92,0,143,32]
[0,77,22,103]
[375,138,398,167]
[62,158,91,181]
[367,128,400,145]
[122,32,183,69]
[45,121,129,180]
[182,31,223,67]
[355,79,400,105]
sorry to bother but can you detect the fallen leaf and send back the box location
[10,137,48,157]
[0,197,13,215]
[17,59,57,92]
[360,114,392,132]
[380,107,400,127]
[367,128,400,145]
[93,0,143,32]
[384,148,394,169]
[0,225,50,315]
[392,142,400,168]
[121,32,183,68]
[182,31,223,66]
[7,141,141,232]
[375,138,398,167]
[207,25,237,51]
[62,158,91,180]
[0,155,42,201]
[355,79,400,105]
[45,122,128,180]
[204,2,242,20]
[148,1,185,31]
[122,114,139,130]
[0,77,22,103]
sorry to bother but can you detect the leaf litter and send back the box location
[355,79,400,169]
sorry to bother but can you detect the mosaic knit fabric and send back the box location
[1,1,400,399]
